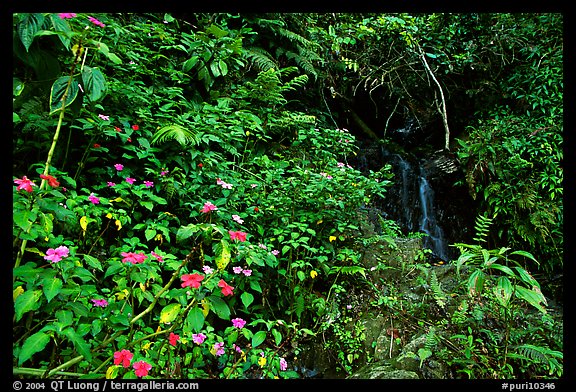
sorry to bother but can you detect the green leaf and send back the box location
[271,328,282,346]
[14,289,43,322]
[160,303,181,324]
[42,276,63,302]
[183,56,199,72]
[467,269,485,296]
[81,66,107,102]
[18,331,51,366]
[515,286,547,314]
[493,276,513,306]
[48,14,72,49]
[145,228,157,241]
[207,295,230,320]
[251,330,267,348]
[62,328,92,361]
[18,13,45,52]
[49,76,79,115]
[215,240,231,270]
[241,291,254,309]
[186,307,205,332]
[219,59,228,76]
[83,254,103,271]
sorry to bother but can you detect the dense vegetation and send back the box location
[13,13,562,379]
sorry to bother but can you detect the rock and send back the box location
[348,361,420,379]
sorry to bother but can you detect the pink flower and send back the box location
[231,318,246,329]
[213,342,225,356]
[113,349,133,368]
[121,252,147,264]
[125,177,136,184]
[168,332,180,346]
[192,333,206,345]
[181,273,204,289]
[14,176,37,192]
[242,269,252,276]
[233,266,243,274]
[114,164,124,171]
[58,13,77,19]
[232,214,244,224]
[91,299,109,307]
[280,357,288,371]
[216,178,233,189]
[201,202,218,213]
[133,360,152,378]
[143,180,154,188]
[88,16,105,28]
[160,170,168,176]
[202,265,214,274]
[107,182,116,187]
[218,279,234,296]
[98,114,110,121]
[228,230,247,242]
[44,246,70,263]
[88,193,100,204]
[150,251,163,262]
[132,124,139,131]
[271,249,280,256]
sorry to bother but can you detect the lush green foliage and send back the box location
[13,12,562,380]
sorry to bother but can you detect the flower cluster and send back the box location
[113,349,152,377]
[44,246,70,263]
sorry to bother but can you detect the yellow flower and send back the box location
[310,270,318,279]
[258,356,267,367]
[329,235,337,242]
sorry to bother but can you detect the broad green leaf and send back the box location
[18,13,45,52]
[467,269,485,296]
[251,330,267,348]
[509,250,539,265]
[160,303,181,324]
[81,66,107,102]
[14,289,43,322]
[183,56,199,72]
[515,286,547,314]
[49,76,79,115]
[83,254,103,271]
[241,291,254,309]
[219,59,228,76]
[493,276,513,306]
[145,228,157,241]
[42,276,63,302]
[48,14,72,49]
[18,331,50,365]
[62,328,92,361]
[186,307,205,332]
[271,328,282,346]
[487,263,515,277]
[207,295,230,320]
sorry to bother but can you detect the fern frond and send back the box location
[329,265,366,278]
[508,344,563,377]
[151,124,200,147]
[430,270,447,309]
[243,47,277,72]
[473,213,493,244]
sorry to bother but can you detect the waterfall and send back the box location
[417,167,449,261]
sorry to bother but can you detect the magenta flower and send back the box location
[192,333,207,345]
[201,202,218,213]
[88,16,105,28]
[114,164,124,171]
[121,252,147,264]
[280,357,288,371]
[58,13,77,19]
[160,170,168,176]
[231,318,246,329]
[44,246,70,263]
[213,342,225,356]
[88,193,100,204]
[125,177,136,184]
[242,269,252,276]
[233,266,243,274]
[91,298,109,307]
[143,180,154,188]
[113,349,133,368]
[107,182,116,187]
[98,114,110,121]
[216,178,233,189]
[14,176,37,192]
[133,360,151,377]
[150,251,163,262]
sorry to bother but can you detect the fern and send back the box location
[329,265,366,278]
[243,46,277,72]
[429,270,447,309]
[151,124,200,147]
[473,213,493,244]
[507,344,563,377]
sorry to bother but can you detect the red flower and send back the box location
[93,143,101,149]
[127,137,132,143]
[198,163,203,168]
[218,279,234,296]
[115,126,122,133]
[254,207,259,212]
[168,332,180,346]
[131,124,139,131]
[181,273,204,289]
[113,349,133,368]
[14,176,37,192]
[40,174,60,187]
